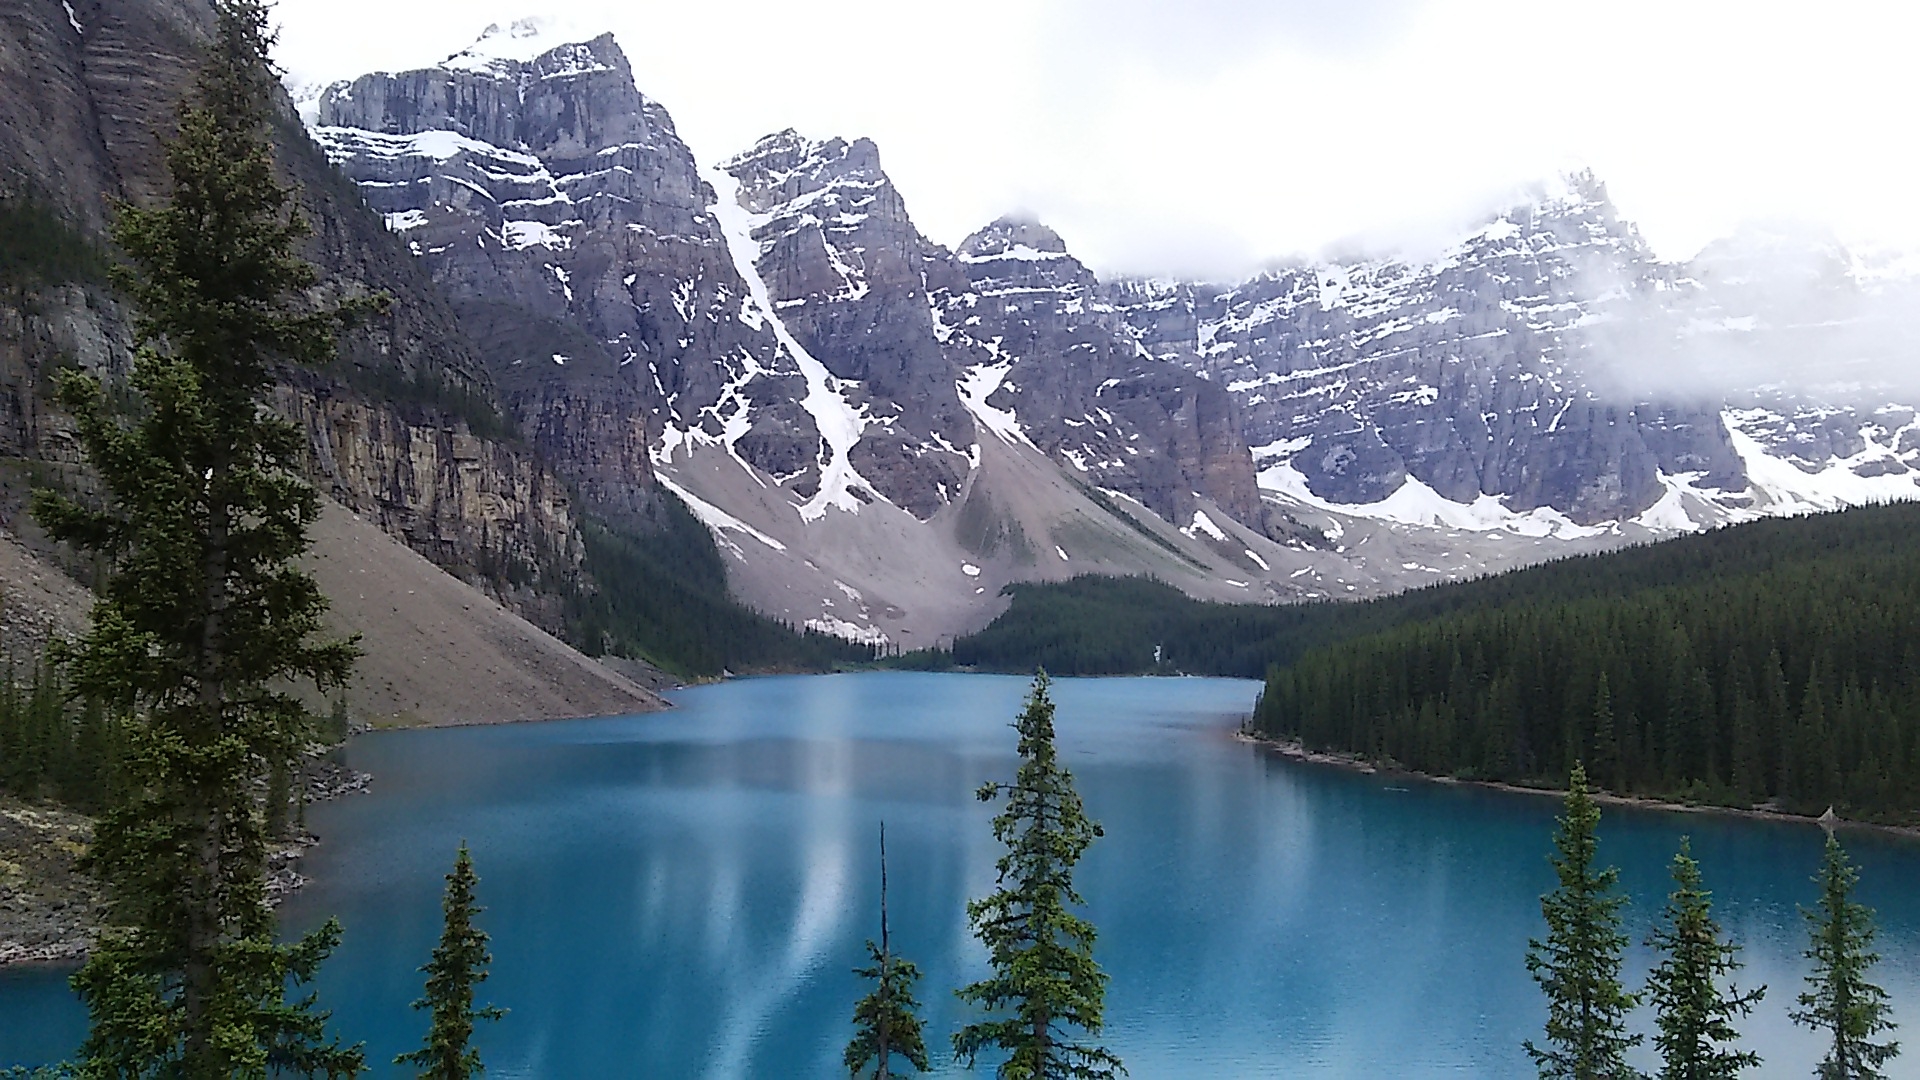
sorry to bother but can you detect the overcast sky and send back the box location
[268,0,1920,281]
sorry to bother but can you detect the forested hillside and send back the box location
[1250,503,1920,822]
[949,504,1920,678]
[565,497,878,677]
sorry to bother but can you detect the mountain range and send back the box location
[300,17,1920,645]
[4,4,1916,685]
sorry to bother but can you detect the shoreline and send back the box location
[0,752,373,971]
[1233,728,1920,842]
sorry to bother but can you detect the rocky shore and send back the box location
[0,799,98,966]
[0,751,371,969]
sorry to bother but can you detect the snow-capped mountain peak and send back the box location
[440,17,611,75]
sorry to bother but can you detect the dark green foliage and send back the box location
[846,824,928,1079]
[31,3,362,1073]
[398,844,503,1079]
[954,673,1124,1079]
[563,502,876,678]
[951,576,1298,676]
[1645,839,1764,1079]
[0,655,127,813]
[0,196,108,287]
[1525,765,1640,1079]
[328,361,514,443]
[1252,502,1920,821]
[953,502,1920,684]
[1792,834,1899,1078]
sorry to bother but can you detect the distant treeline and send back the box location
[564,494,878,678]
[936,575,1313,676]
[0,657,124,813]
[938,502,1920,676]
[1252,502,1920,822]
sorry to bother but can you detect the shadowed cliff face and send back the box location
[0,0,583,608]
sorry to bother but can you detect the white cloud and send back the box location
[268,0,1920,280]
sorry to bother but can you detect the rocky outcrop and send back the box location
[718,131,973,518]
[940,216,1264,529]
[0,0,584,608]
[719,133,1267,529]
[312,28,822,517]
[272,384,580,581]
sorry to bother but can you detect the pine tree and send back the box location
[846,824,929,1079]
[954,672,1124,1079]
[398,844,504,1079]
[1591,674,1621,792]
[34,2,364,1073]
[1791,833,1898,1079]
[1525,763,1641,1079]
[1644,838,1764,1079]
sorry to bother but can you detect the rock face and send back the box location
[718,131,972,519]
[939,216,1264,529]
[0,0,582,612]
[313,28,818,523]
[1112,174,1920,529]
[717,130,1266,529]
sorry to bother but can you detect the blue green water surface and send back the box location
[7,672,1920,1076]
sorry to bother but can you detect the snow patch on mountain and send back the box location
[958,361,1033,449]
[1260,454,1610,539]
[655,475,787,555]
[441,18,607,74]
[1182,510,1229,542]
[706,165,878,522]
[1723,408,1920,514]
[804,615,889,646]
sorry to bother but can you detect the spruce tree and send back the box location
[1591,674,1621,792]
[398,844,504,1079]
[954,672,1124,1079]
[846,824,929,1079]
[1791,833,1898,1079]
[1644,838,1764,1079]
[1524,763,1640,1079]
[34,2,364,1073]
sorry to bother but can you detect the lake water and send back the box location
[7,672,1920,1076]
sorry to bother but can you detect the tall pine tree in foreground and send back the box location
[34,1,364,1073]
[846,823,929,1079]
[1644,838,1764,1079]
[954,672,1124,1079]
[1524,763,1640,1080]
[398,844,504,1079]
[1791,833,1898,1079]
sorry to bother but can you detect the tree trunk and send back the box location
[183,456,232,1066]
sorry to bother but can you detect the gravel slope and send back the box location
[302,501,670,726]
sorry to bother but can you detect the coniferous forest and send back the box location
[1251,502,1920,822]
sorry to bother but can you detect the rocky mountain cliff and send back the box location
[1113,174,1920,535]
[0,0,585,627]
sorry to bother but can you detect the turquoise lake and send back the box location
[7,671,1920,1075]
